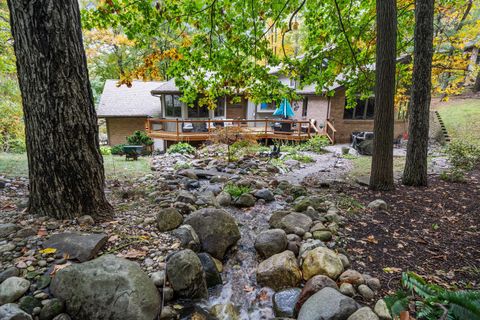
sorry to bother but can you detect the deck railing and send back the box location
[145,118,330,142]
[325,119,336,144]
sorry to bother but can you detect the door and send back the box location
[226,96,247,119]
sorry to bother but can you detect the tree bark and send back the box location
[370,0,397,191]
[403,0,434,186]
[8,0,113,219]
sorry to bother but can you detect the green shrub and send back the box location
[126,130,153,146]
[167,142,196,154]
[445,141,480,171]
[100,146,111,155]
[385,272,480,320]
[111,144,126,155]
[298,136,330,153]
[7,138,26,153]
[286,153,315,163]
[223,183,251,198]
[440,168,466,183]
[174,162,192,170]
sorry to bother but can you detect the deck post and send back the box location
[264,119,268,138]
[307,122,311,138]
[176,119,179,140]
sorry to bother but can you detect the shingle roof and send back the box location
[97,80,164,117]
[151,78,181,94]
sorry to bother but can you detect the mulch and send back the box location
[339,168,480,294]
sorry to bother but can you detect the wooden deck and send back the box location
[146,118,336,143]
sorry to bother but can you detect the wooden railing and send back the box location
[145,118,323,142]
[325,119,337,144]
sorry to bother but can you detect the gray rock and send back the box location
[0,243,15,253]
[157,208,183,232]
[176,190,196,204]
[0,277,30,305]
[172,224,200,252]
[347,307,379,320]
[234,193,256,207]
[177,169,198,180]
[256,251,302,291]
[298,239,325,264]
[296,275,338,312]
[0,267,19,283]
[358,284,375,300]
[159,306,177,319]
[339,270,365,286]
[197,253,222,288]
[15,227,37,239]
[374,299,392,320]
[254,189,275,202]
[50,254,160,320]
[18,296,42,314]
[77,215,94,226]
[312,230,332,241]
[280,212,313,236]
[273,288,301,318]
[301,247,344,280]
[166,249,207,299]
[39,298,64,320]
[52,314,71,320]
[161,287,174,302]
[339,254,351,269]
[150,271,165,287]
[0,303,32,320]
[298,287,358,320]
[0,224,19,238]
[42,232,108,262]
[340,283,356,297]
[269,210,290,229]
[216,192,232,207]
[254,229,287,258]
[184,208,241,259]
[367,199,387,210]
[365,276,381,291]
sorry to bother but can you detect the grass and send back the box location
[436,98,480,145]
[223,183,251,198]
[349,155,406,179]
[0,153,151,179]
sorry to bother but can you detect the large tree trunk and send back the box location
[403,0,434,186]
[370,0,397,191]
[8,0,113,219]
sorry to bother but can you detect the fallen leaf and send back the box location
[39,248,57,255]
[37,227,48,237]
[108,235,119,242]
[383,267,402,274]
[117,249,146,259]
[243,285,255,292]
[50,262,71,276]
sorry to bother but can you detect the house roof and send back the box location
[151,78,181,94]
[97,80,164,117]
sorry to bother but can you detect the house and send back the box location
[98,74,407,151]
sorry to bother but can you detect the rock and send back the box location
[273,288,301,318]
[162,287,174,302]
[374,299,392,320]
[166,249,207,299]
[254,229,287,258]
[36,275,51,290]
[0,267,19,283]
[358,284,375,300]
[210,302,239,320]
[253,189,274,202]
[304,207,322,221]
[0,277,30,305]
[18,296,42,314]
[295,275,338,312]
[297,287,358,320]
[216,192,232,206]
[0,242,15,253]
[172,225,200,252]
[150,271,165,287]
[50,254,160,320]
[0,303,32,320]
[159,306,177,319]
[340,283,356,297]
[177,169,198,180]
[338,254,351,269]
[15,227,37,239]
[312,230,332,241]
[234,193,256,207]
[256,251,302,291]
[367,199,387,210]
[42,232,108,262]
[280,212,312,236]
[293,198,314,212]
[184,208,241,260]
[365,276,381,291]
[298,239,325,264]
[77,215,94,226]
[269,210,290,229]
[197,253,222,288]
[355,175,370,186]
[301,247,344,280]
[176,190,196,204]
[156,208,183,232]
[339,270,365,285]
[39,298,65,320]
[347,307,379,320]
[0,224,18,238]
[52,314,71,320]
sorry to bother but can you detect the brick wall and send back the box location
[328,88,408,143]
[105,117,147,146]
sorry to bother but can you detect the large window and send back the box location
[259,101,276,111]
[164,94,182,117]
[343,97,375,120]
[188,104,209,118]
[214,97,225,117]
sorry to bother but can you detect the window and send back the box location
[289,78,296,88]
[164,94,182,117]
[302,97,308,117]
[343,97,375,120]
[215,97,225,117]
[259,101,276,111]
[188,104,209,118]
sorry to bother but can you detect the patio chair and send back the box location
[183,122,193,133]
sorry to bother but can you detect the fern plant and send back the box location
[385,272,480,320]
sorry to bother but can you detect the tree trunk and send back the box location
[403,0,434,186]
[8,0,113,219]
[370,0,397,191]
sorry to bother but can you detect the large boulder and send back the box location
[253,189,275,202]
[197,253,222,288]
[42,233,107,262]
[0,303,32,320]
[273,288,301,318]
[50,255,160,320]
[297,287,358,320]
[301,247,344,280]
[172,225,200,252]
[269,210,290,229]
[295,275,338,312]
[156,208,183,232]
[234,193,256,207]
[256,251,302,291]
[0,277,30,305]
[184,208,241,259]
[166,249,208,299]
[254,229,287,258]
[280,212,312,236]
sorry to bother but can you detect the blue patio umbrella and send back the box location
[272,98,295,118]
